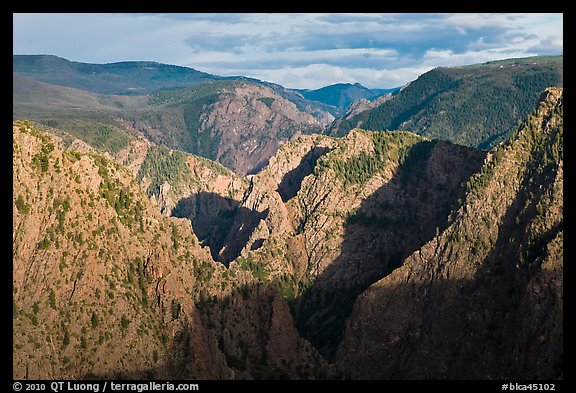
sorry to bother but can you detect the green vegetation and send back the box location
[345,209,385,228]
[257,97,275,109]
[466,152,499,195]
[120,315,131,331]
[63,150,82,163]
[171,300,181,320]
[96,157,143,228]
[327,130,425,188]
[15,120,54,146]
[40,119,131,154]
[80,335,88,350]
[63,328,70,347]
[137,145,190,197]
[335,56,563,149]
[196,155,232,177]
[224,351,247,371]
[53,197,71,232]
[238,254,269,282]
[171,224,180,251]
[134,256,150,307]
[271,273,299,302]
[49,289,57,310]
[30,133,55,174]
[91,312,99,329]
[192,258,216,283]
[30,315,39,326]
[15,195,30,214]
[38,237,51,250]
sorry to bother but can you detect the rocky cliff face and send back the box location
[193,82,324,175]
[13,87,563,380]
[335,88,563,379]
[12,121,331,380]
[204,128,486,359]
[13,121,207,378]
[120,80,327,177]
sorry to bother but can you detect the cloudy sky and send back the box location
[13,13,563,89]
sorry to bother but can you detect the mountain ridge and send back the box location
[329,55,563,150]
[12,52,563,380]
[295,82,399,113]
[13,70,328,175]
[335,87,563,379]
[13,54,221,95]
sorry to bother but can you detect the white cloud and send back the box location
[240,63,433,90]
[527,35,564,55]
[442,13,517,30]
[13,13,563,89]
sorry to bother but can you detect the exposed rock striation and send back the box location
[335,88,563,379]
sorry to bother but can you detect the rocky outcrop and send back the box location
[288,132,485,358]
[197,83,324,175]
[12,87,563,380]
[216,128,485,359]
[13,122,207,378]
[335,88,563,379]
[12,122,331,380]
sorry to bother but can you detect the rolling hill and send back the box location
[296,83,398,112]
[13,62,329,175]
[329,56,563,150]
[13,54,222,95]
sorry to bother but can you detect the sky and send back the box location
[13,13,563,90]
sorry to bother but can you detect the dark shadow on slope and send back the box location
[334,269,562,380]
[277,147,331,202]
[246,157,270,176]
[292,140,486,360]
[81,282,334,380]
[335,153,563,379]
[218,207,269,266]
[164,282,335,380]
[446,139,564,379]
[172,192,267,266]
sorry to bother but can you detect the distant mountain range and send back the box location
[329,56,563,150]
[14,55,348,175]
[13,54,222,95]
[296,82,399,112]
[14,55,563,167]
[13,55,392,114]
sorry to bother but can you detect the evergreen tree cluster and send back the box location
[336,57,562,150]
[137,145,191,197]
[329,130,424,188]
